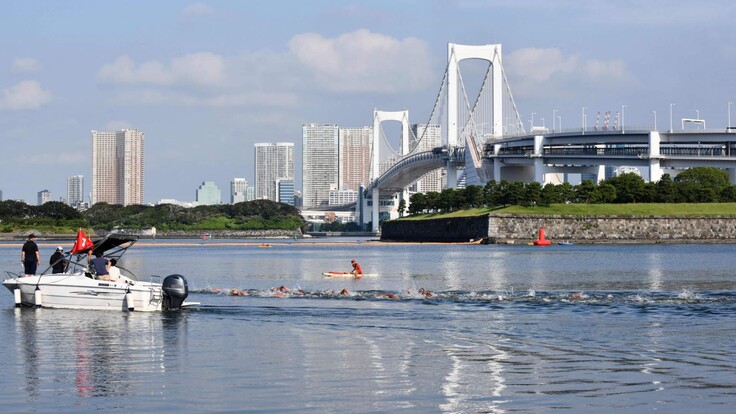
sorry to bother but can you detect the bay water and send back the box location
[1,239,734,413]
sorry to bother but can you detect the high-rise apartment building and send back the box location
[302,124,339,208]
[338,126,372,191]
[254,143,294,202]
[231,178,248,204]
[196,181,221,205]
[410,124,443,193]
[37,189,51,205]
[91,129,144,205]
[67,175,84,207]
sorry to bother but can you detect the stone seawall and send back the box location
[381,215,736,243]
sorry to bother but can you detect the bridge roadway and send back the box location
[367,128,736,196]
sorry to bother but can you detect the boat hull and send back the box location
[3,274,164,311]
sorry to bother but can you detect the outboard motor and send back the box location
[162,274,189,310]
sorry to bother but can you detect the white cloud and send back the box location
[12,58,40,73]
[98,52,225,86]
[505,47,636,98]
[180,2,217,17]
[117,89,297,108]
[288,29,435,93]
[0,80,52,111]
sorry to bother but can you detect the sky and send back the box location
[1,0,735,204]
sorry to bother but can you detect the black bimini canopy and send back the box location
[90,234,139,256]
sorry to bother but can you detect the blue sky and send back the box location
[1,0,735,204]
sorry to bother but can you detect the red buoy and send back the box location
[533,227,551,246]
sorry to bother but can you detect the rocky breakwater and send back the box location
[491,214,736,243]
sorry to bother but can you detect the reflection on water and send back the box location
[1,242,735,413]
[10,307,186,409]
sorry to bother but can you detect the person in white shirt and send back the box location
[107,259,135,284]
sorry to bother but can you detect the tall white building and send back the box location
[196,181,221,205]
[92,129,144,205]
[231,178,248,204]
[37,189,51,205]
[67,175,84,207]
[410,124,443,193]
[302,124,339,208]
[338,126,372,191]
[254,143,294,202]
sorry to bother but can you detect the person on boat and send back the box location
[106,258,121,281]
[88,252,110,280]
[21,233,40,277]
[350,259,363,276]
[50,246,66,274]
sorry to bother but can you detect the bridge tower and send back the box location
[366,110,409,233]
[447,43,503,187]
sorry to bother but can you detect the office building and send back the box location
[245,186,255,202]
[410,124,443,193]
[302,124,339,208]
[329,189,358,206]
[339,126,372,191]
[37,189,51,205]
[276,178,295,206]
[231,178,248,204]
[91,129,144,205]
[255,143,294,202]
[67,175,84,207]
[196,181,221,205]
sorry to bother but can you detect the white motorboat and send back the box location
[3,234,192,311]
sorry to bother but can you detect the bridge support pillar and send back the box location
[446,162,457,188]
[596,165,606,183]
[533,158,545,183]
[493,159,502,182]
[649,160,663,183]
[371,188,379,233]
[728,169,736,185]
[648,131,662,183]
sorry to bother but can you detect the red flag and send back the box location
[71,229,94,254]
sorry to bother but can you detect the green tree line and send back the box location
[406,167,736,215]
[0,199,307,233]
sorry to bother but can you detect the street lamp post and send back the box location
[558,116,562,131]
[669,103,675,132]
[621,104,627,133]
[653,110,657,130]
[553,109,558,132]
[531,112,536,130]
[582,107,586,134]
[541,117,545,129]
[729,102,732,129]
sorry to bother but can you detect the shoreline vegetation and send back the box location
[398,202,736,220]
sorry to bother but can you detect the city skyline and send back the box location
[1,1,735,203]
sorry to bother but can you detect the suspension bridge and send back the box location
[362,42,736,232]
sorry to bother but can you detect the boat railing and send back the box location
[4,271,21,280]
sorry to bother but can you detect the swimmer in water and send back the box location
[339,288,350,297]
[418,288,433,298]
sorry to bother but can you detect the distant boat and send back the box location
[558,241,574,246]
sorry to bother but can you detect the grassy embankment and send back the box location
[398,203,736,220]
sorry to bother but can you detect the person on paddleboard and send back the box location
[350,259,363,276]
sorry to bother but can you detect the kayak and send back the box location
[322,272,378,278]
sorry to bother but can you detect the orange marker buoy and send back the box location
[533,227,551,246]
